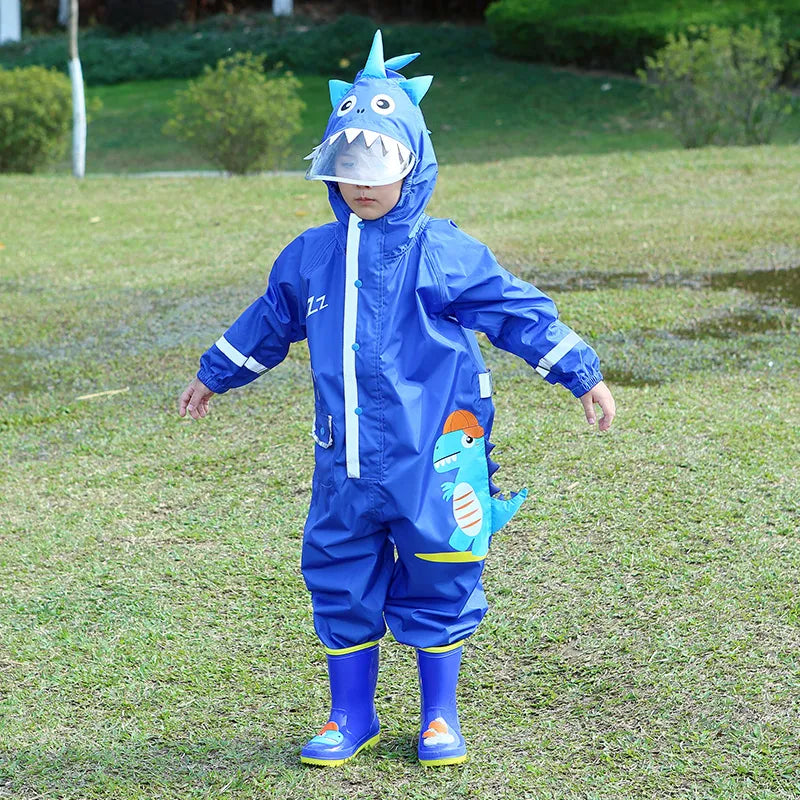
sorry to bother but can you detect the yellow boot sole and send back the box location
[300,733,380,767]
[419,753,468,767]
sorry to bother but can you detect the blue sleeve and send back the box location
[197,240,308,394]
[425,223,603,397]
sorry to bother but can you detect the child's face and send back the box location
[337,179,403,221]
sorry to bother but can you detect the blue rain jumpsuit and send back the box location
[196,95,603,655]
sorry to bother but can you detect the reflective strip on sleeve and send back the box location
[343,214,361,479]
[534,331,582,378]
[215,335,269,374]
[478,371,493,399]
[244,356,269,374]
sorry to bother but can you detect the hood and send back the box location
[305,30,438,250]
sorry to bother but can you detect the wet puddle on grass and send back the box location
[537,264,800,308]
[536,264,800,386]
[708,264,800,307]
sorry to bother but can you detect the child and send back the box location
[179,31,615,767]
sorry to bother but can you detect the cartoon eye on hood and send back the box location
[305,30,433,188]
[336,95,357,117]
[371,94,395,115]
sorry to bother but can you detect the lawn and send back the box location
[61,53,800,175]
[1,141,799,798]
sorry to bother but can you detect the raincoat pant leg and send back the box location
[301,478,394,651]
[383,505,488,651]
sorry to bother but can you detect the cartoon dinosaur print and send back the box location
[420,409,527,561]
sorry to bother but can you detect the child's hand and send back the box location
[579,380,616,431]
[178,377,215,420]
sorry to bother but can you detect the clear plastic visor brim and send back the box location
[304,128,415,186]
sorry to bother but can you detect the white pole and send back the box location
[0,0,22,44]
[68,0,86,178]
[272,0,292,16]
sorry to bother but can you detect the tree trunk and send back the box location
[0,0,22,44]
[69,0,86,178]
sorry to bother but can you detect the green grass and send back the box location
[1,145,799,798]
[59,54,800,175]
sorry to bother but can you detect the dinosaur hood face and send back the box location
[305,30,438,233]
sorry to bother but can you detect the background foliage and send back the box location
[0,14,488,85]
[164,52,305,174]
[640,21,795,147]
[19,0,492,32]
[0,65,71,173]
[485,0,800,76]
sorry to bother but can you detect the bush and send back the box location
[2,13,471,86]
[164,52,305,175]
[485,0,800,76]
[639,20,795,147]
[0,65,71,173]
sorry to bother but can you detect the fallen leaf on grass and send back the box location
[76,386,130,401]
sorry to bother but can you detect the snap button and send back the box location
[352,343,360,351]
[354,407,363,415]
[354,279,363,288]
[357,221,365,229]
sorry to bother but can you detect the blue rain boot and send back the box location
[300,644,381,766]
[416,646,468,766]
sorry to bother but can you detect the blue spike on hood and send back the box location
[361,29,388,78]
[385,52,420,71]
[329,79,354,108]
[400,75,433,106]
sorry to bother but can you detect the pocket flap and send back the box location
[312,412,333,448]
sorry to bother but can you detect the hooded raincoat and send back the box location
[196,34,603,653]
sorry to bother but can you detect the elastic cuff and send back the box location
[324,639,381,656]
[568,371,603,398]
[418,639,468,654]
[196,368,229,394]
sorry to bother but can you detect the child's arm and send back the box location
[178,239,308,418]
[424,225,615,429]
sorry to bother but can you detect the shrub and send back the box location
[0,65,71,173]
[164,52,305,175]
[0,14,491,86]
[485,0,800,76]
[639,20,795,147]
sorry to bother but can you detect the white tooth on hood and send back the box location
[397,142,410,162]
[344,127,361,144]
[362,130,380,148]
[379,134,394,155]
[328,130,344,145]
[303,145,321,160]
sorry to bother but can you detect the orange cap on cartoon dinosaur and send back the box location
[442,409,484,439]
